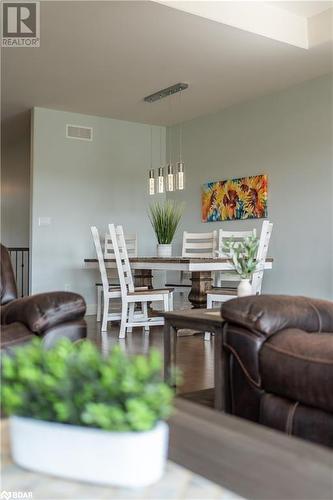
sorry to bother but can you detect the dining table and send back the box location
[84,256,273,308]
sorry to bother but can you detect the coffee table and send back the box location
[2,400,331,500]
[163,307,226,410]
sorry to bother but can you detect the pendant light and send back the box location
[176,90,185,191]
[157,167,165,193]
[157,127,165,194]
[167,163,174,191]
[148,126,155,195]
[144,83,188,195]
[148,169,155,196]
[166,127,174,192]
[166,94,175,192]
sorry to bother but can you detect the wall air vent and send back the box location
[66,124,93,141]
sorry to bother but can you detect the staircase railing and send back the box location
[8,247,30,297]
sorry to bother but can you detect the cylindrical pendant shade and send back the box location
[158,167,165,194]
[148,169,155,195]
[176,162,185,190]
[166,164,174,192]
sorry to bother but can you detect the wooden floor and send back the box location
[86,315,214,395]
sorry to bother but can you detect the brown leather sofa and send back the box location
[221,295,333,448]
[1,244,87,349]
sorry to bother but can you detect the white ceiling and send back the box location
[2,1,333,127]
[267,1,333,18]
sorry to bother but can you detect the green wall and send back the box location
[167,75,333,299]
[31,108,166,311]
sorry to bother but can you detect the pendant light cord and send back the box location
[179,90,182,163]
[150,126,153,169]
[169,92,173,165]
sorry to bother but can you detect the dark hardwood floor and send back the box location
[86,315,214,395]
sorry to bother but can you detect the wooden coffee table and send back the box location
[163,308,226,410]
[4,400,332,500]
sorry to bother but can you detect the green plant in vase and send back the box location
[222,234,259,296]
[149,200,183,257]
[1,339,175,487]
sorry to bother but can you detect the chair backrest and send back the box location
[91,226,109,293]
[182,231,217,258]
[108,224,135,296]
[218,228,257,257]
[104,233,137,259]
[252,221,273,294]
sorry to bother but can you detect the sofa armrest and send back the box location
[221,295,333,337]
[1,292,86,335]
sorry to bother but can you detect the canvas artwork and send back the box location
[202,174,268,222]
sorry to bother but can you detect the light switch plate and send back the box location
[38,217,51,226]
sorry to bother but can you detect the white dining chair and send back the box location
[215,228,257,288]
[205,221,273,340]
[109,223,173,339]
[165,231,217,293]
[91,226,122,332]
[96,232,137,322]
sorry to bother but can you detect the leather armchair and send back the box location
[1,244,87,349]
[221,295,333,448]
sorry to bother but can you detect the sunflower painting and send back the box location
[202,174,268,222]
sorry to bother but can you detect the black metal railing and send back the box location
[8,247,30,297]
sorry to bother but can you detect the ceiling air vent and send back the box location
[66,124,93,141]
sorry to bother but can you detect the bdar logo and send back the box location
[0,492,11,500]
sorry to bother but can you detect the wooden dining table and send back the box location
[84,256,273,308]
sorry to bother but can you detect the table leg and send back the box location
[134,269,153,289]
[188,271,213,309]
[134,269,153,312]
[164,319,177,386]
[214,327,225,411]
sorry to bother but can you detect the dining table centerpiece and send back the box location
[222,234,259,297]
[1,339,174,488]
[149,200,183,257]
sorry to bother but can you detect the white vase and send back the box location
[9,416,169,488]
[237,279,253,297]
[157,244,172,258]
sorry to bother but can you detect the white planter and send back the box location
[157,244,172,258]
[237,279,253,297]
[9,416,169,488]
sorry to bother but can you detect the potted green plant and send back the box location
[1,339,174,488]
[222,234,259,297]
[149,200,183,257]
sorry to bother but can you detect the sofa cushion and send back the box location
[260,328,333,413]
[1,292,86,334]
[222,295,333,337]
[259,393,333,448]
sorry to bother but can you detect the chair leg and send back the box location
[127,303,135,333]
[119,301,129,339]
[101,296,109,332]
[169,292,173,311]
[142,302,149,333]
[96,286,102,322]
[163,294,169,313]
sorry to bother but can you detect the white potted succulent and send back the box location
[2,339,174,488]
[149,200,183,257]
[222,234,259,297]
